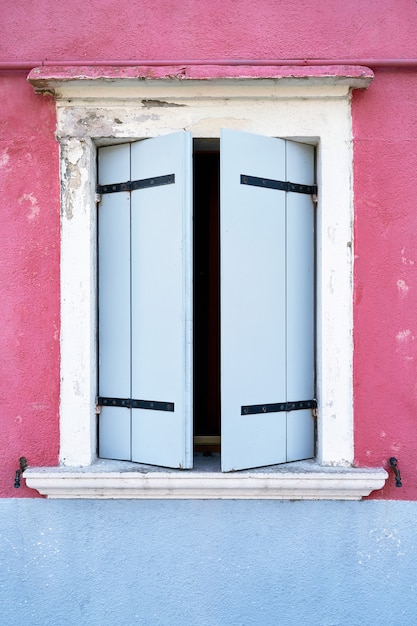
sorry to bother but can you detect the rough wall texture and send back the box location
[1,1,417,498]
[1,499,416,626]
[352,70,417,499]
[0,74,59,497]
[1,0,417,60]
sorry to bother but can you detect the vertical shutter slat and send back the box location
[130,132,193,468]
[286,141,315,461]
[98,144,132,460]
[220,129,287,471]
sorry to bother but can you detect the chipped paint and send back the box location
[401,247,415,266]
[396,329,413,342]
[0,148,10,168]
[396,279,409,294]
[19,193,40,221]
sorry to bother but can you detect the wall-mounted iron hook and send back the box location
[389,457,402,487]
[14,457,28,488]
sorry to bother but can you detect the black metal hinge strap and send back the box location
[131,399,174,412]
[97,173,175,195]
[241,175,317,196]
[241,399,317,416]
[98,397,174,412]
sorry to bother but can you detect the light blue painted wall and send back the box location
[1,500,416,626]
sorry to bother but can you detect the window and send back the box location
[97,130,315,471]
[25,66,388,498]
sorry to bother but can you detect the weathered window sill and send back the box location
[25,459,387,500]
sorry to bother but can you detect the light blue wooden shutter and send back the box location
[98,132,193,469]
[220,129,315,471]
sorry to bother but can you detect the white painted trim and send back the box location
[25,462,388,500]
[27,69,386,498]
[59,137,97,465]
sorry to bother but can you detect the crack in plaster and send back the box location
[141,99,185,108]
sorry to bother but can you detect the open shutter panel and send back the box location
[220,129,315,471]
[98,132,193,469]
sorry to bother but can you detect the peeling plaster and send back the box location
[66,162,82,189]
[62,192,73,221]
[66,140,84,165]
[61,139,92,221]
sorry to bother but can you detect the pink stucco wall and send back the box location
[1,0,417,498]
[352,70,417,499]
[0,75,60,497]
[2,0,417,62]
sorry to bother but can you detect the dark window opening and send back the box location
[193,144,220,454]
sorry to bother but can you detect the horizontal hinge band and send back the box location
[241,399,317,415]
[241,174,317,195]
[98,397,174,412]
[97,173,175,195]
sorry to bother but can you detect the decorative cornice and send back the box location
[27,64,373,99]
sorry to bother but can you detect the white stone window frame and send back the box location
[25,65,387,499]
